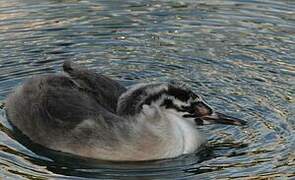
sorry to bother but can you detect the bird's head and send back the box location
[117,82,246,126]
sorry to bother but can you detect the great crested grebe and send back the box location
[6,61,246,161]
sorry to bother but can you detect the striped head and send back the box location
[117,82,246,126]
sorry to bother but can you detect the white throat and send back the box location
[138,104,205,156]
[164,109,204,154]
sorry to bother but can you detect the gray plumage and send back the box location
[6,61,245,161]
[6,62,134,159]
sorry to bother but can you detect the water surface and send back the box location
[0,0,294,179]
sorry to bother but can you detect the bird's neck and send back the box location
[159,109,204,155]
[120,107,204,160]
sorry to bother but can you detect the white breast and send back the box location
[137,104,205,158]
[164,109,205,154]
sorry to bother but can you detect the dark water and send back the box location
[0,0,294,179]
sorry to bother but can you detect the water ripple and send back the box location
[0,0,294,179]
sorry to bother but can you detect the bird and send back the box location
[5,61,246,161]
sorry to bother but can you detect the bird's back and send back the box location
[6,75,102,147]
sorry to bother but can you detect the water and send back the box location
[0,0,294,179]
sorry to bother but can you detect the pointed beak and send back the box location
[199,112,247,126]
[189,101,246,126]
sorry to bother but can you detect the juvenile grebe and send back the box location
[6,61,246,161]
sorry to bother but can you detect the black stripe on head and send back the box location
[118,82,199,116]
[140,84,197,109]
[160,99,184,112]
[117,83,165,116]
[142,90,166,106]
[167,84,191,102]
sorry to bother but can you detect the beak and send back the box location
[190,101,246,126]
[199,112,247,126]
